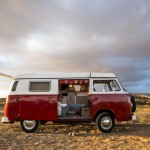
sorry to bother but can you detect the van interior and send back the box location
[58,79,90,119]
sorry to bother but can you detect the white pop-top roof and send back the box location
[15,72,116,79]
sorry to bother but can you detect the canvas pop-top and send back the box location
[2,72,136,133]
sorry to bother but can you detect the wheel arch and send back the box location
[93,109,115,122]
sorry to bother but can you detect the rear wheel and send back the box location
[20,120,40,133]
[96,112,115,133]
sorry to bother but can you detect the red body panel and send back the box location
[4,95,57,121]
[4,93,131,122]
[90,94,131,121]
[4,95,19,120]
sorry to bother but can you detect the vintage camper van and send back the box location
[2,72,136,133]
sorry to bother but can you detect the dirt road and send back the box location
[0,104,149,150]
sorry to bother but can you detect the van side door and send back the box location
[19,79,58,121]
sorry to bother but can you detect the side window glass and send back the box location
[111,80,121,91]
[12,81,19,91]
[29,82,51,92]
[93,80,121,92]
[93,80,112,92]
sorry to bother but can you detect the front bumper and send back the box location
[132,114,136,121]
[2,117,10,123]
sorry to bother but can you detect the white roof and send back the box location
[91,73,116,78]
[15,72,116,79]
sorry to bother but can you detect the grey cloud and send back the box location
[0,0,150,93]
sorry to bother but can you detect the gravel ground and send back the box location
[0,104,150,150]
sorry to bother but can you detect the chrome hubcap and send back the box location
[101,117,112,130]
[23,120,36,130]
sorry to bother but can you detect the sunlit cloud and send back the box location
[0,0,150,96]
[26,37,43,52]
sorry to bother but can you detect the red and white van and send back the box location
[2,72,136,133]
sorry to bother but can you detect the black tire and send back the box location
[131,96,136,112]
[20,120,40,133]
[96,112,115,133]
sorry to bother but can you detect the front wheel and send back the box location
[20,120,40,133]
[96,112,115,133]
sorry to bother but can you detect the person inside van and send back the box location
[57,95,85,117]
[57,95,67,116]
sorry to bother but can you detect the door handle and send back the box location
[94,97,98,100]
[49,97,56,102]
[16,98,19,102]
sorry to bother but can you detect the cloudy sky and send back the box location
[0,0,150,97]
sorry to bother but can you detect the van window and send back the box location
[29,82,50,92]
[12,81,19,91]
[111,80,121,91]
[93,80,121,92]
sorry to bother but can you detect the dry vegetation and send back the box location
[0,97,150,150]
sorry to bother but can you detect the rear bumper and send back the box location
[2,117,10,123]
[132,114,136,121]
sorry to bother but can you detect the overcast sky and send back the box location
[0,0,150,97]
